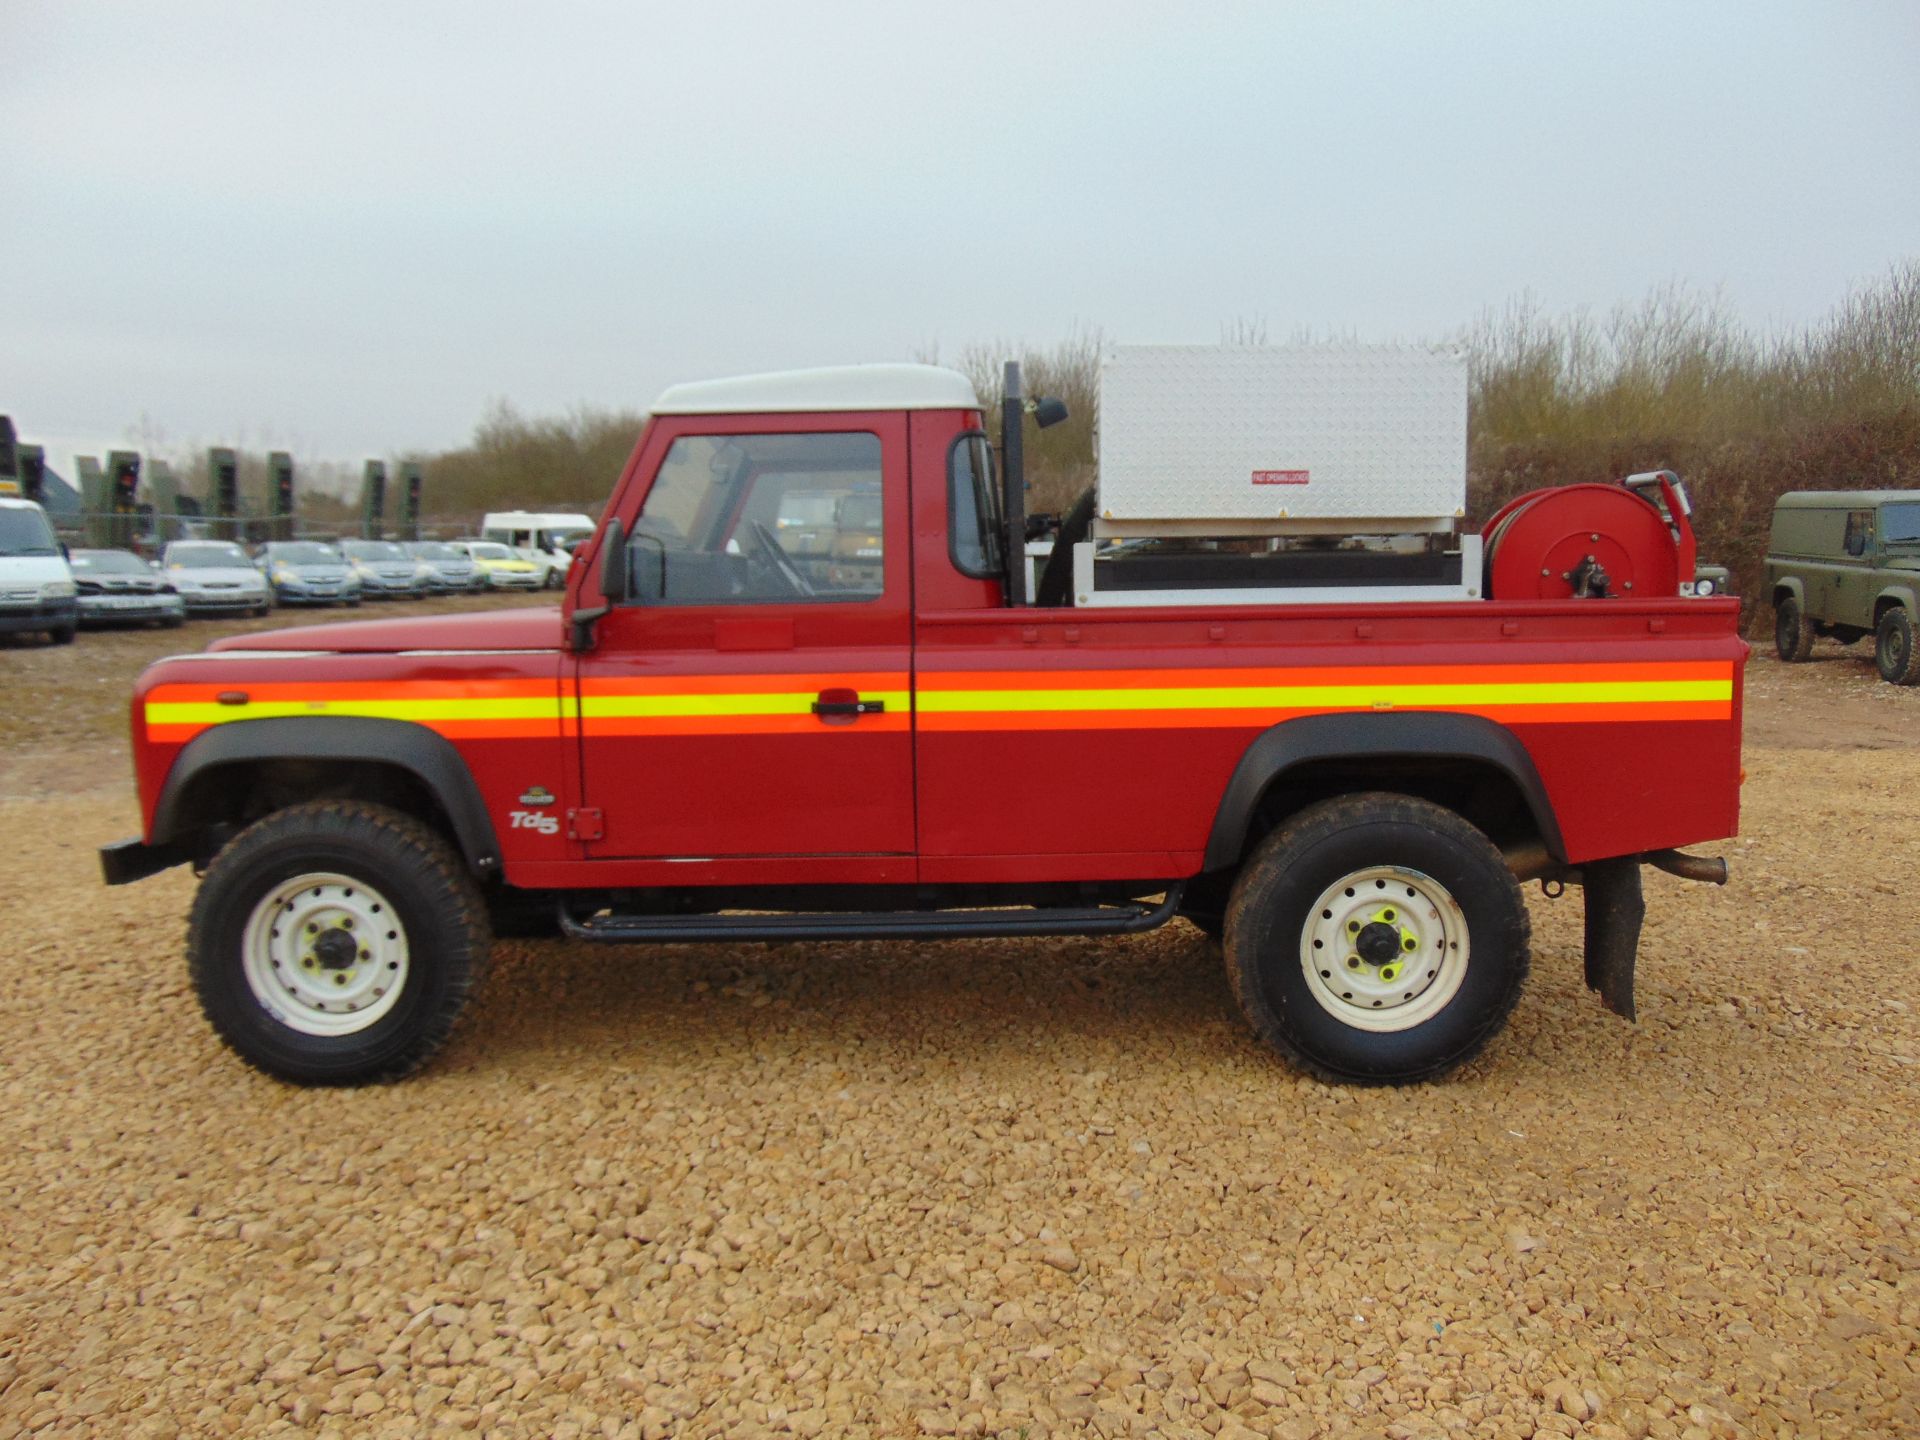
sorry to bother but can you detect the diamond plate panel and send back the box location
[1097,346,1467,527]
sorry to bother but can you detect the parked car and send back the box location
[406,540,488,593]
[258,541,361,607]
[1766,490,1920,685]
[161,539,271,617]
[68,548,186,628]
[480,511,596,588]
[0,497,77,644]
[339,539,426,599]
[451,540,543,590]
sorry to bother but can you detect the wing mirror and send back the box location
[598,517,627,600]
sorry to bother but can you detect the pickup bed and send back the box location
[103,363,1746,1086]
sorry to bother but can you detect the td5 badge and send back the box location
[510,786,559,835]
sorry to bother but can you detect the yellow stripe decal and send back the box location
[577,690,911,719]
[146,698,567,726]
[916,679,1731,713]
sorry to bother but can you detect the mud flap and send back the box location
[1581,856,1645,1021]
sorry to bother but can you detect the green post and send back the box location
[399,462,423,541]
[208,448,240,541]
[106,450,141,549]
[147,460,180,541]
[76,457,108,547]
[361,461,387,539]
[269,452,296,541]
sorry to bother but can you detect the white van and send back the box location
[0,497,79,645]
[479,511,596,589]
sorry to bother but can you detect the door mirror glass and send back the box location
[597,518,627,600]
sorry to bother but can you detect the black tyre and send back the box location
[48,623,76,645]
[1774,598,1814,662]
[1877,607,1920,686]
[188,801,491,1084]
[1223,793,1530,1084]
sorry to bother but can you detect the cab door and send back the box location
[573,414,914,865]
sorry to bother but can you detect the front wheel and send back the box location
[1877,607,1920,686]
[1223,793,1530,1084]
[1774,598,1814,662]
[48,623,76,645]
[188,801,491,1084]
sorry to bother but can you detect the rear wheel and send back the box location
[189,801,491,1084]
[1774,597,1814,662]
[1223,793,1530,1084]
[1877,607,1920,686]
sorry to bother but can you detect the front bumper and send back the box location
[273,581,356,604]
[486,572,543,590]
[0,598,78,633]
[77,593,185,625]
[177,590,266,613]
[357,576,423,597]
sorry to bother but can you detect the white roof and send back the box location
[651,364,979,415]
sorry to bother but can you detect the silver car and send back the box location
[161,540,272,616]
[68,548,187,628]
[406,540,488,593]
[339,539,426,599]
[259,541,362,607]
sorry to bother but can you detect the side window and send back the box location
[626,432,885,605]
[949,431,1001,579]
[1844,510,1873,558]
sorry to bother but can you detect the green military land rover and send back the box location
[1766,491,1920,685]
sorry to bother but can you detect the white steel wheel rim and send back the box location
[241,872,410,1037]
[1299,865,1469,1033]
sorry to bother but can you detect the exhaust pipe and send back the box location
[1644,849,1729,885]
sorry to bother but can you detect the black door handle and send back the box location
[812,697,885,717]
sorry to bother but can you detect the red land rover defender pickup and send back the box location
[101,354,1746,1086]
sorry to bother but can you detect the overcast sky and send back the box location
[3,0,1917,480]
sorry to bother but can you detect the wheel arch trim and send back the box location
[1873,585,1917,622]
[1202,711,1566,871]
[150,716,501,873]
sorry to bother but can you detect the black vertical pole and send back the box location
[1001,361,1027,607]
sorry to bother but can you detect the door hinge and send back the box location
[567,808,605,842]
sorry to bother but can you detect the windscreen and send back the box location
[344,541,410,561]
[0,508,60,557]
[69,550,149,574]
[270,543,342,564]
[168,543,249,568]
[410,542,462,559]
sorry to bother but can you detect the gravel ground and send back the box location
[1,628,1916,1439]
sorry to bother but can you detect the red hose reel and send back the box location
[1482,471,1698,601]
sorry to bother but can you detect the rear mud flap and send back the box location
[1581,856,1645,1022]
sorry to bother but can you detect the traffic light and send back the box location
[269,452,296,540]
[361,460,387,539]
[18,445,46,505]
[107,450,141,548]
[399,462,423,541]
[209,447,239,539]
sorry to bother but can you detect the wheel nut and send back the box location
[1346,956,1362,970]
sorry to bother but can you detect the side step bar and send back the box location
[558,887,1184,945]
